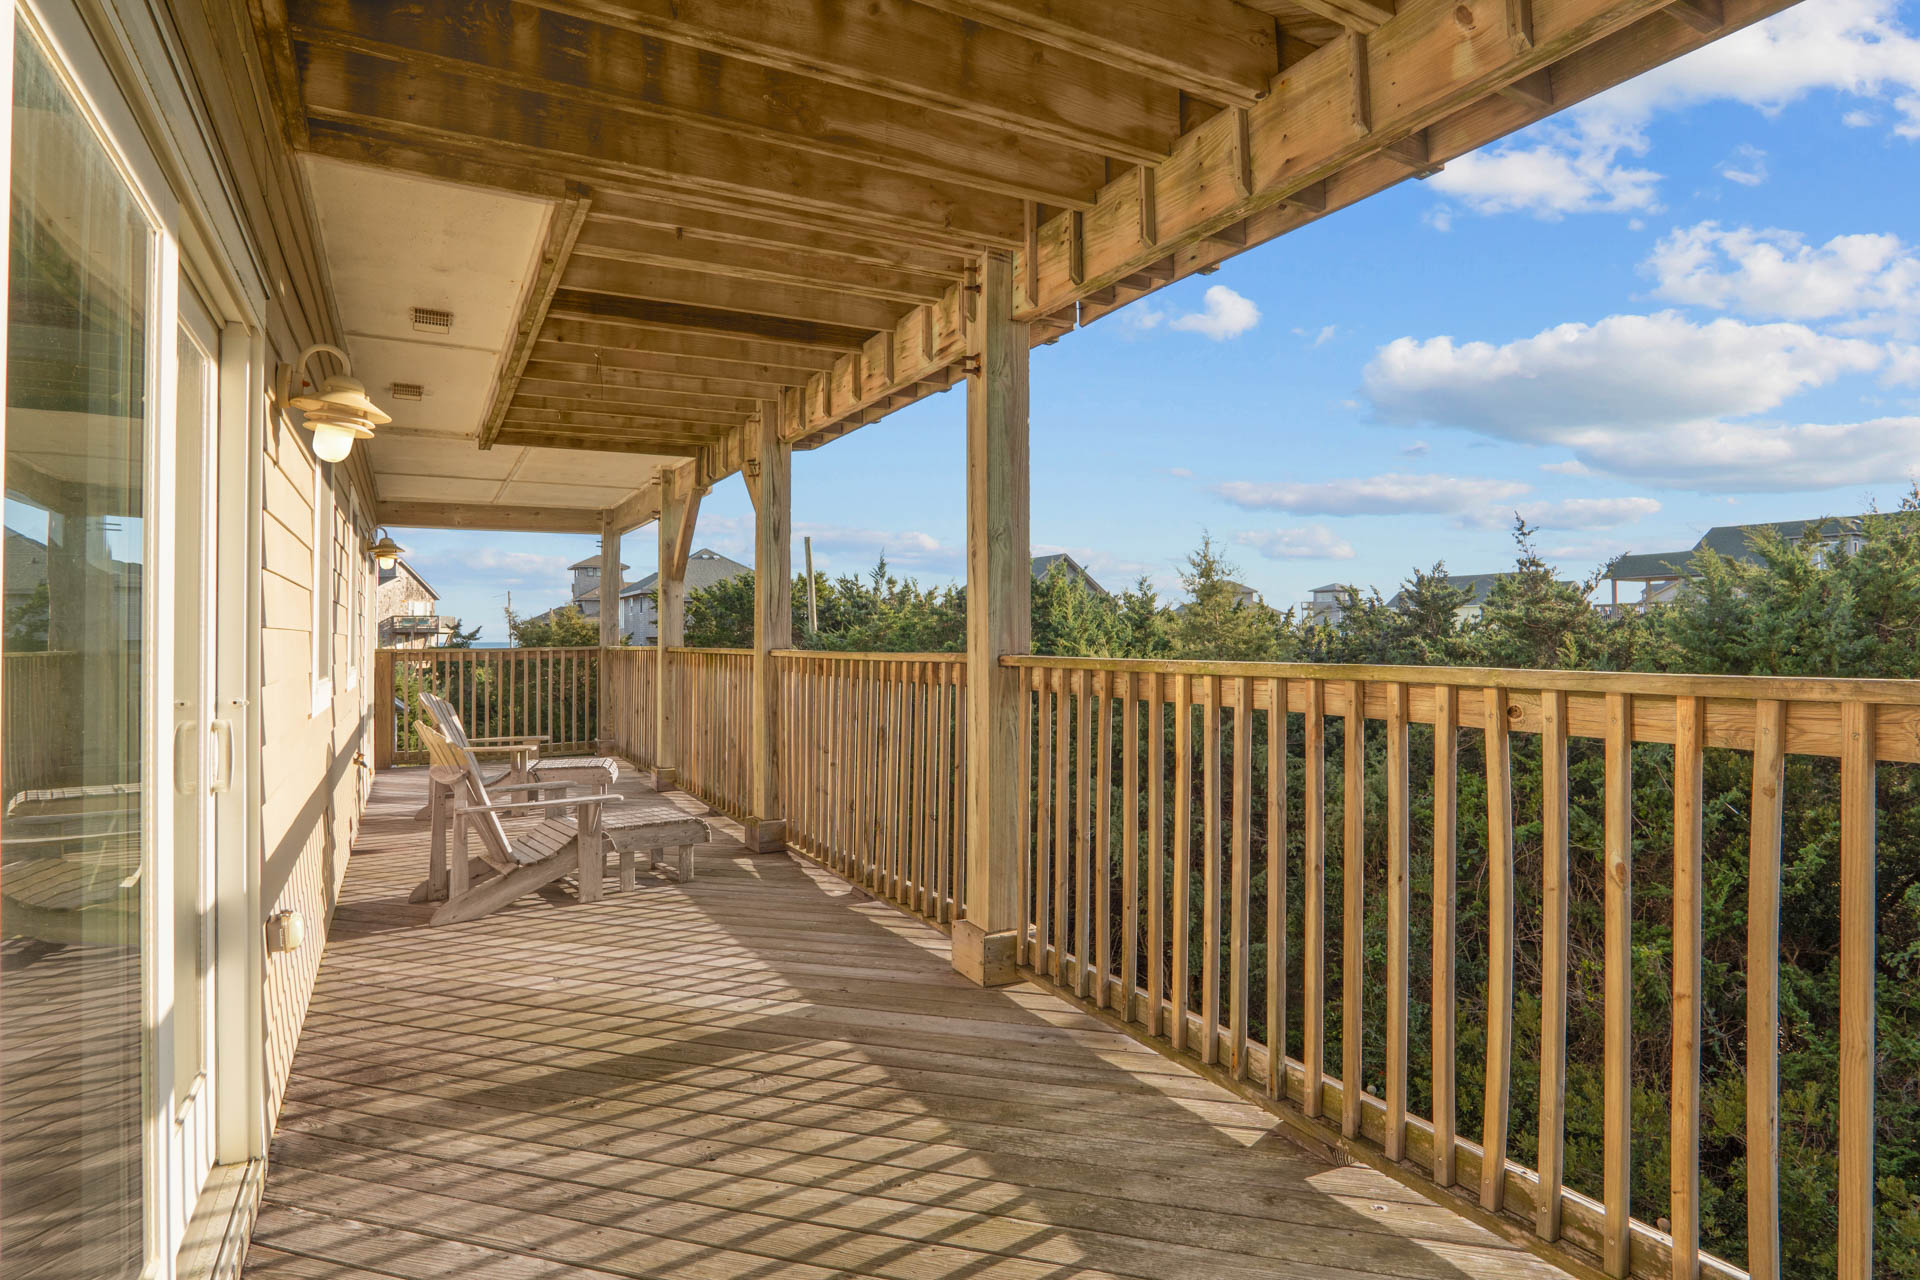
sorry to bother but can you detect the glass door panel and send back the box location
[1,18,155,1280]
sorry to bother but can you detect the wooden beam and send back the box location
[518,355,794,401]
[373,500,603,532]
[605,478,662,534]
[297,45,1026,249]
[649,464,699,789]
[953,250,1028,988]
[1664,0,1724,29]
[478,188,591,450]
[502,406,740,435]
[572,217,956,304]
[536,321,839,374]
[912,0,1279,106]
[745,398,791,851]
[561,253,915,333]
[288,1,1107,208]
[517,0,1181,163]
[1286,0,1399,32]
[492,428,702,456]
[588,190,970,277]
[598,511,622,652]
[511,394,748,426]
[513,380,760,415]
[546,290,873,351]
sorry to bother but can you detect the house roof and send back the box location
[1310,582,1355,595]
[568,555,630,571]
[1386,571,1577,611]
[1607,515,1876,581]
[389,557,439,601]
[1031,552,1109,599]
[621,548,753,598]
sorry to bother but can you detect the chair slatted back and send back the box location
[415,720,515,872]
[419,690,474,751]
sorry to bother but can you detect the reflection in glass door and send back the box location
[171,283,219,1232]
[1,15,155,1279]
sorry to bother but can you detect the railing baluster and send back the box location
[1384,681,1410,1160]
[1672,695,1705,1280]
[1017,673,1033,963]
[1603,690,1634,1278]
[1432,684,1458,1187]
[1096,673,1115,1009]
[1303,679,1326,1120]
[1147,673,1166,1039]
[1267,676,1287,1100]
[1171,672,1193,1053]
[1342,679,1365,1139]
[1747,699,1785,1280]
[1838,699,1876,1280]
[1539,688,1570,1241]
[1036,671,1055,978]
[1075,669,1093,998]
[1053,669,1071,982]
[1482,685,1515,1211]
[1202,673,1222,1065]
[1230,675,1252,1080]
[1121,672,1139,1022]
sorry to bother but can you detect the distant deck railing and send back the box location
[376,646,603,766]
[394,645,1914,1280]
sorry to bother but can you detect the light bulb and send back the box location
[310,420,356,462]
[375,550,398,571]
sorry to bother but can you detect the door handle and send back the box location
[210,719,235,794]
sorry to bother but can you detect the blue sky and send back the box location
[400,0,1920,643]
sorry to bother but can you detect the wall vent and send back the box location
[410,307,453,334]
[390,382,425,401]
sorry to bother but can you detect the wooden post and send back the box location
[373,648,395,771]
[746,399,792,851]
[651,466,700,792]
[952,249,1029,987]
[596,513,620,749]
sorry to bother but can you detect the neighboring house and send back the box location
[1386,571,1578,624]
[621,548,752,644]
[1302,582,1357,626]
[1031,552,1109,599]
[1603,515,1875,609]
[376,557,452,648]
[567,552,628,621]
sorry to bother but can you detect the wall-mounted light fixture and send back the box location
[272,343,391,463]
[370,528,403,571]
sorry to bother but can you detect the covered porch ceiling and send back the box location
[260,0,1793,533]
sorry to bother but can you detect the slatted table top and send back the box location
[246,765,1575,1280]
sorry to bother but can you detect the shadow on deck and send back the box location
[245,765,1574,1280]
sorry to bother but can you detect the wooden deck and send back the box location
[246,765,1576,1280]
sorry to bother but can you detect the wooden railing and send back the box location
[419,644,1912,1280]
[1004,657,1915,1280]
[777,652,967,922]
[379,646,602,766]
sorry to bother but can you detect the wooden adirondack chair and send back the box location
[415,720,612,926]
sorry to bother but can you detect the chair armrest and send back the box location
[465,735,550,746]
[488,780,576,795]
[455,795,609,817]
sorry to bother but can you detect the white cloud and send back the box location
[1541,459,1593,476]
[1888,343,1920,384]
[1292,323,1338,347]
[1429,0,1920,223]
[1717,143,1769,186]
[1460,496,1662,530]
[1364,311,1883,437]
[1033,543,1159,581]
[1124,304,1166,331]
[1645,222,1920,333]
[794,523,953,570]
[1424,206,1454,232]
[1214,472,1530,516]
[1401,440,1431,457]
[1171,285,1261,340]
[1234,525,1357,561]
[1362,311,1904,490]
[1426,116,1660,219]
[1168,466,1195,478]
[415,547,571,584]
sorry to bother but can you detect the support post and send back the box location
[652,466,699,792]
[596,513,620,750]
[953,250,1029,987]
[745,400,791,851]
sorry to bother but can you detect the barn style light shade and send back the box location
[273,342,391,462]
[370,530,403,571]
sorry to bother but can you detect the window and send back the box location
[346,493,363,689]
[2,18,157,1274]
[311,452,334,714]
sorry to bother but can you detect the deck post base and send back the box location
[951,921,1019,987]
[647,766,677,792]
[742,817,787,853]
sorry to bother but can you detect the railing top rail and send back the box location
[664,646,755,657]
[772,649,965,663]
[1002,653,1920,706]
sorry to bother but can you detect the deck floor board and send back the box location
[249,767,1574,1280]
